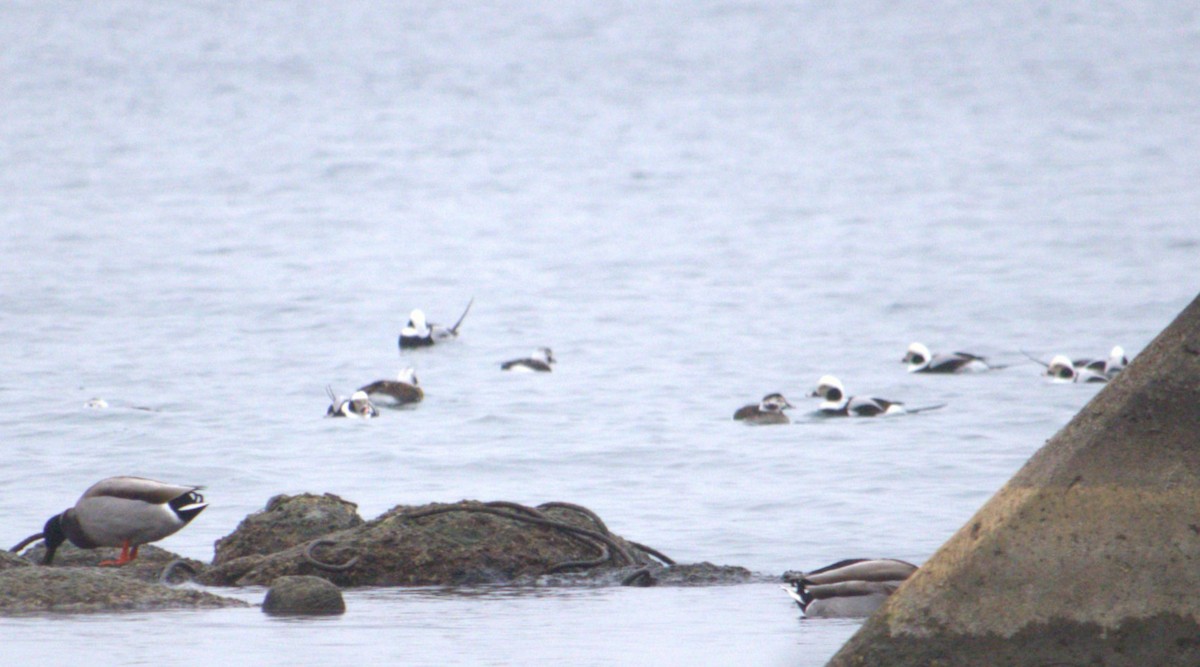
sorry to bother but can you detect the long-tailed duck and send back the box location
[781,558,918,618]
[1074,345,1128,380]
[902,342,992,373]
[733,393,794,425]
[501,347,555,372]
[399,298,474,349]
[1026,350,1116,384]
[32,477,207,566]
[358,368,424,406]
[326,387,379,418]
[809,375,907,417]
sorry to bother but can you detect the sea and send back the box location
[1,1,1198,665]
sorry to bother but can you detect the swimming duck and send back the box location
[733,393,794,425]
[1027,352,1110,384]
[782,558,918,618]
[501,347,556,372]
[399,298,474,349]
[902,342,992,374]
[809,375,907,417]
[358,368,424,406]
[35,477,207,566]
[326,388,379,418]
[1074,345,1128,380]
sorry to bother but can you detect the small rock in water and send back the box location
[262,575,345,616]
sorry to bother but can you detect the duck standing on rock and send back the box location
[358,368,424,407]
[399,298,474,349]
[30,477,208,566]
[782,558,918,618]
[733,393,794,425]
[501,347,555,372]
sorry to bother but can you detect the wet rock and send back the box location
[0,549,33,571]
[262,575,346,615]
[212,493,363,566]
[15,541,208,585]
[204,499,676,587]
[0,567,248,614]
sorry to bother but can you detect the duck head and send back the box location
[1046,355,1077,382]
[348,391,377,417]
[810,375,845,402]
[902,342,931,371]
[41,513,67,565]
[760,393,794,413]
[536,347,556,365]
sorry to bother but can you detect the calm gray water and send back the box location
[2,1,1198,665]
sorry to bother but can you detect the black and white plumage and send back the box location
[38,477,208,566]
[358,368,424,407]
[1029,348,1124,384]
[501,347,555,372]
[398,298,474,349]
[809,375,907,417]
[733,393,794,425]
[902,342,991,374]
[1073,345,1128,381]
[781,558,918,618]
[326,388,379,418]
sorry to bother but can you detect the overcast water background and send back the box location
[2,1,1199,665]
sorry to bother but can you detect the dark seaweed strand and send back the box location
[536,502,611,535]
[400,505,640,567]
[159,559,199,585]
[625,540,675,566]
[303,539,361,572]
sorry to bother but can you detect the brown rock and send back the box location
[262,575,346,615]
[0,566,247,614]
[211,493,363,566]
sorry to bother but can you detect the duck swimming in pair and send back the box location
[501,347,555,372]
[810,375,906,417]
[358,368,424,406]
[902,342,993,374]
[733,393,794,425]
[326,388,379,418]
[1072,345,1128,380]
[25,477,208,566]
[399,298,474,349]
[782,558,918,618]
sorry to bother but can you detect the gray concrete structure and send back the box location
[828,294,1200,666]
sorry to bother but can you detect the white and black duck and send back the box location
[358,367,424,406]
[398,298,474,349]
[1073,345,1128,380]
[733,393,794,425]
[809,375,908,417]
[902,342,992,374]
[501,347,555,372]
[782,558,918,618]
[326,387,379,418]
[27,477,207,566]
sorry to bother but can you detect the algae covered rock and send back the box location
[204,499,675,587]
[0,566,248,614]
[262,575,346,615]
[212,493,363,566]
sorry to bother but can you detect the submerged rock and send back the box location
[262,575,346,615]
